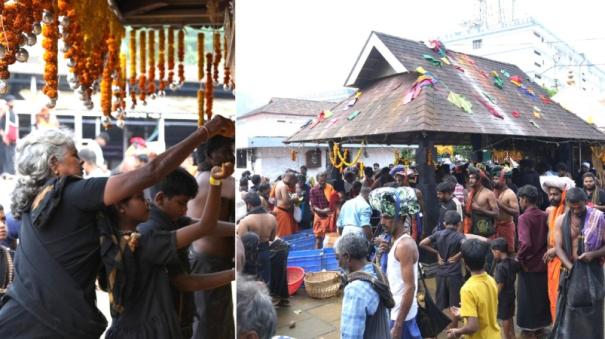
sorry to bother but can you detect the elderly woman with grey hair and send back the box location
[0,115,234,338]
[237,277,277,339]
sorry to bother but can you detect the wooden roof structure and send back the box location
[240,97,337,119]
[287,32,605,146]
[110,0,230,27]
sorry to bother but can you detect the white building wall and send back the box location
[236,113,312,149]
[443,19,605,93]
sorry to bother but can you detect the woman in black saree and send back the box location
[0,115,234,338]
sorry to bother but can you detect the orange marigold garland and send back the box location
[223,30,230,87]
[147,30,155,96]
[198,32,204,81]
[101,34,117,118]
[212,31,221,84]
[167,27,175,85]
[157,28,166,93]
[0,1,28,92]
[129,28,137,108]
[119,53,127,110]
[139,29,146,103]
[41,0,59,107]
[205,53,214,120]
[177,29,185,84]
[197,89,204,126]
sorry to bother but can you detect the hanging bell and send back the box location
[76,86,85,95]
[0,44,6,59]
[157,90,165,97]
[150,93,157,100]
[85,101,94,110]
[42,10,54,24]
[68,80,79,90]
[101,115,112,129]
[32,22,42,35]
[66,58,75,68]
[116,119,125,128]
[116,107,123,114]
[26,33,37,46]
[60,43,70,53]
[59,16,69,26]
[169,82,178,91]
[46,97,57,109]
[0,80,8,95]
[16,48,29,62]
[18,34,27,47]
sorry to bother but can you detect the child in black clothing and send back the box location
[138,167,235,338]
[491,237,520,339]
[102,163,235,339]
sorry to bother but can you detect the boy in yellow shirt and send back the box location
[447,239,500,339]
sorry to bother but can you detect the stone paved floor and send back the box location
[276,276,535,339]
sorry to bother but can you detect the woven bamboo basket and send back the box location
[304,271,341,299]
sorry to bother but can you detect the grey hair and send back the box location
[11,128,75,218]
[335,233,369,260]
[237,276,277,339]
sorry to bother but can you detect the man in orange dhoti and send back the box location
[310,172,335,248]
[540,176,575,322]
[273,173,298,237]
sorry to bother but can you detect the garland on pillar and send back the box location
[205,53,213,120]
[212,31,221,84]
[138,29,146,104]
[147,30,155,97]
[177,28,185,85]
[158,28,166,93]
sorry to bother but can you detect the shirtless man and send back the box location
[552,187,605,338]
[464,168,499,237]
[273,172,297,237]
[238,192,289,305]
[492,167,519,253]
[187,135,236,339]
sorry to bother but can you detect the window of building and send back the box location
[236,149,247,168]
[472,39,482,49]
[534,50,541,56]
[534,62,542,68]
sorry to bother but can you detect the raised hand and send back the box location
[211,162,234,180]
[204,115,235,138]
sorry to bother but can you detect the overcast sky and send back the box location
[236,0,605,114]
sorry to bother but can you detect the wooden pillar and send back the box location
[471,134,483,163]
[327,140,341,182]
[415,134,439,237]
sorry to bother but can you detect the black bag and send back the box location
[346,264,395,309]
[416,263,452,338]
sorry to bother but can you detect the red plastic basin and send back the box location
[287,266,305,296]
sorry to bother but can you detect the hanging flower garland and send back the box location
[167,27,175,85]
[41,0,58,107]
[223,30,230,87]
[205,53,214,120]
[177,28,185,84]
[198,32,204,81]
[213,31,221,84]
[112,52,126,112]
[128,29,137,108]
[335,143,364,167]
[0,1,30,93]
[158,28,166,93]
[197,89,204,126]
[100,34,117,120]
[329,144,346,170]
[138,29,146,104]
[147,30,155,97]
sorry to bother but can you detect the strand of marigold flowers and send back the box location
[198,88,204,126]
[158,27,165,93]
[223,29,230,87]
[41,0,59,107]
[129,28,137,108]
[212,30,221,84]
[100,34,116,120]
[177,28,185,84]
[138,29,146,104]
[198,32,204,82]
[147,30,155,97]
[112,52,125,112]
[119,52,127,110]
[167,27,175,85]
[205,53,213,120]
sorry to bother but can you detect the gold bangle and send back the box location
[209,176,221,186]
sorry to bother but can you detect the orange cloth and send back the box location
[547,190,566,322]
[323,183,335,202]
[463,189,476,234]
[495,220,516,253]
[274,207,297,237]
[312,211,334,238]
